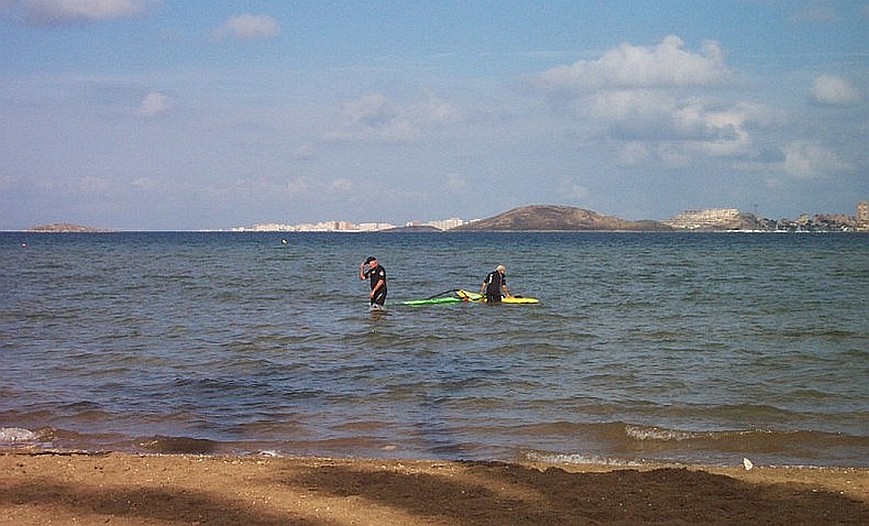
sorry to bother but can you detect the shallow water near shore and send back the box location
[1,231,867,467]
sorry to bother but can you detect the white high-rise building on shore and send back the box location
[857,201,868,232]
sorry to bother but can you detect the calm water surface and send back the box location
[1,231,867,467]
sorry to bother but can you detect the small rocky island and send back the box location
[26,223,107,233]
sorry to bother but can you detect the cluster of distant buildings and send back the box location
[665,201,868,232]
[231,217,467,233]
[776,212,868,232]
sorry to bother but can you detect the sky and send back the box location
[1,1,866,230]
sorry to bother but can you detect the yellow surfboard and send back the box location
[456,289,539,304]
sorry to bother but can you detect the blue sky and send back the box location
[1,0,866,230]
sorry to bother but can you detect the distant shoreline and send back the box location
[7,229,866,234]
[18,203,867,233]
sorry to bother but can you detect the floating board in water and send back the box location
[501,296,539,304]
[400,296,463,306]
[402,289,540,306]
[456,289,539,304]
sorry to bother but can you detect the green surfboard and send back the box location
[400,296,463,306]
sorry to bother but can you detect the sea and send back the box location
[1,231,867,468]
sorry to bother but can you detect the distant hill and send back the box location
[453,205,671,231]
[27,223,106,233]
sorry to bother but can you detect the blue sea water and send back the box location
[1,231,867,467]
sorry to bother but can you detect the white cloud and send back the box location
[136,90,171,118]
[738,140,852,179]
[330,93,418,142]
[213,14,279,41]
[325,93,460,143]
[292,143,315,161]
[342,93,392,127]
[810,74,862,106]
[417,97,462,124]
[534,35,727,92]
[586,89,674,123]
[2,0,156,25]
[618,142,649,166]
[285,176,313,197]
[558,179,590,200]
[585,92,767,158]
[328,177,353,193]
[681,102,768,157]
[656,143,692,169]
[782,141,848,177]
[529,37,787,171]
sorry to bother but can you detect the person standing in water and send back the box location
[480,264,510,303]
[359,256,387,307]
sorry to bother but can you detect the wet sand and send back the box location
[1,452,867,525]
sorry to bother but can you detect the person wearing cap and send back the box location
[359,256,387,307]
[480,264,510,303]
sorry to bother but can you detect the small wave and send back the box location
[0,427,38,443]
[524,451,646,467]
[626,425,709,442]
[623,424,806,446]
[622,424,869,464]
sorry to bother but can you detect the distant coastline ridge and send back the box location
[22,201,869,232]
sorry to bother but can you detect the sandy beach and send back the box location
[1,452,866,525]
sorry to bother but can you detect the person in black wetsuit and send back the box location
[480,264,510,303]
[359,256,387,307]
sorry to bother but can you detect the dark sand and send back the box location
[1,452,867,525]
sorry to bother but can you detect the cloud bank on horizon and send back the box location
[0,0,866,230]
